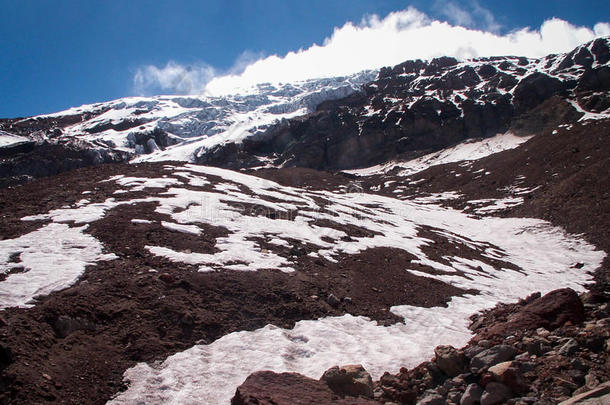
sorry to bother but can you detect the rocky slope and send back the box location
[0,38,608,405]
[198,37,610,170]
[232,288,609,405]
[0,116,607,403]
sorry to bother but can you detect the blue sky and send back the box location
[1,0,609,118]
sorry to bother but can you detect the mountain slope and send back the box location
[0,38,608,405]
[0,72,375,185]
[0,118,607,404]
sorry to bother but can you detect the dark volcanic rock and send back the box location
[0,142,129,187]
[460,383,483,405]
[577,66,610,91]
[470,345,518,374]
[320,364,374,398]
[480,382,512,405]
[481,288,586,339]
[231,371,378,404]
[512,72,565,113]
[195,39,609,171]
[434,345,466,377]
[52,315,96,338]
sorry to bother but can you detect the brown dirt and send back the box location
[0,161,469,405]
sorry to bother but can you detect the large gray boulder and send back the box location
[470,345,518,373]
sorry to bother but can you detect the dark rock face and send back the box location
[512,73,565,113]
[195,38,609,171]
[0,142,129,187]
[0,111,134,186]
[0,114,167,186]
[482,288,586,339]
[578,66,610,91]
[231,371,378,405]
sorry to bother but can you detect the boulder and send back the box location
[460,383,483,405]
[483,289,585,338]
[487,361,528,394]
[435,345,467,377]
[231,370,378,404]
[480,382,512,405]
[487,361,512,378]
[320,364,374,398]
[470,345,518,374]
[327,294,341,308]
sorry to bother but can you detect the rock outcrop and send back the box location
[377,288,609,404]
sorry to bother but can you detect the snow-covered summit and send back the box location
[12,71,376,162]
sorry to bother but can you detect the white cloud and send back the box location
[434,0,501,33]
[439,2,475,28]
[133,7,610,96]
[133,61,216,95]
[594,22,610,36]
[132,50,266,95]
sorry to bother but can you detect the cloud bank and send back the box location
[133,7,610,96]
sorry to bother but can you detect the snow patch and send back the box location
[0,223,117,309]
[468,197,524,213]
[111,216,603,404]
[106,166,605,405]
[0,131,29,147]
[345,132,532,177]
[161,221,201,235]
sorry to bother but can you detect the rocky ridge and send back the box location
[0,72,375,186]
[199,37,610,170]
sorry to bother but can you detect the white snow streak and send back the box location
[0,224,117,309]
[344,132,532,177]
